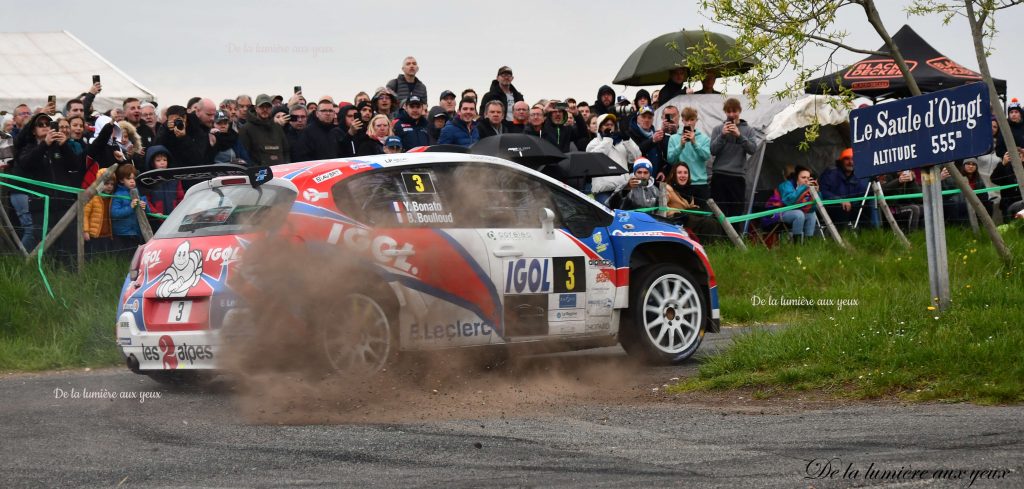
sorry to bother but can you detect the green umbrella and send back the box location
[613,29,756,86]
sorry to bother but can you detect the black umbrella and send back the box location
[556,152,627,179]
[470,133,565,166]
[613,29,756,86]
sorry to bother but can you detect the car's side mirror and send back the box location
[540,208,555,240]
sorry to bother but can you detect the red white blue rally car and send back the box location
[116,153,719,382]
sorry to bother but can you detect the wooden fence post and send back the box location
[809,187,850,250]
[27,163,118,261]
[129,188,154,242]
[706,198,747,251]
[871,182,912,249]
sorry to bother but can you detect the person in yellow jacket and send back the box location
[83,168,115,255]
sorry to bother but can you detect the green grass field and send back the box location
[0,256,126,371]
[673,226,1024,404]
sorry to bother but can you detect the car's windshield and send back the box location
[154,184,296,238]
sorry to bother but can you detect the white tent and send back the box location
[656,94,851,220]
[0,31,156,114]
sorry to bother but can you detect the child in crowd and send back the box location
[82,168,114,254]
[109,163,148,252]
[144,146,183,232]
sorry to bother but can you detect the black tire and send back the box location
[620,264,708,365]
[317,286,400,377]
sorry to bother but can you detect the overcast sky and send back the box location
[7,0,1024,106]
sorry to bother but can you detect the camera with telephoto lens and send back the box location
[614,95,635,119]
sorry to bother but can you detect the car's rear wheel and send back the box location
[319,291,397,376]
[621,264,707,364]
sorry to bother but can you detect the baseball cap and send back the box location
[255,94,273,107]
[440,90,456,100]
[429,106,449,120]
[405,95,424,106]
[215,110,230,122]
[384,136,403,148]
[637,105,655,117]
[497,66,513,76]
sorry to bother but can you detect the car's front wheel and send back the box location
[621,264,707,364]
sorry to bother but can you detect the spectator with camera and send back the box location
[238,94,290,166]
[10,112,82,256]
[438,98,480,147]
[606,158,661,211]
[386,56,428,106]
[333,104,364,157]
[776,165,819,243]
[283,104,307,161]
[588,113,641,203]
[210,110,239,164]
[709,97,757,219]
[155,99,216,169]
[666,106,711,206]
[540,102,576,152]
[480,66,524,123]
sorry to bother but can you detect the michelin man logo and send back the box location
[156,242,203,298]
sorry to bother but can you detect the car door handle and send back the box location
[381,248,415,257]
[492,248,523,258]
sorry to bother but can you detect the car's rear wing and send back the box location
[137,164,273,189]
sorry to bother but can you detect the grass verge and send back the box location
[672,227,1024,404]
[0,255,126,371]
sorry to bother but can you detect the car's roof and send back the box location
[269,152,612,215]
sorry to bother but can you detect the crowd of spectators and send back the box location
[1,56,1023,259]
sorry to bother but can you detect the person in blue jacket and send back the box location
[778,165,818,243]
[109,163,148,252]
[438,98,480,147]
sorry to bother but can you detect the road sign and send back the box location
[851,82,991,177]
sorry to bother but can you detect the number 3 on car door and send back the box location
[553,257,585,293]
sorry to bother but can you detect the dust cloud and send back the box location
[217,234,656,425]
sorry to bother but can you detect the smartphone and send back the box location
[92,75,101,84]
[294,86,302,94]
[639,178,649,186]
[665,114,674,123]
[49,121,60,131]
[684,125,694,133]
[47,95,56,105]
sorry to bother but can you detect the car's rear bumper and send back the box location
[117,311,219,371]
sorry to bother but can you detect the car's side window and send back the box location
[449,164,559,229]
[333,167,454,227]
[549,188,613,237]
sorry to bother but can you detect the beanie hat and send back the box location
[1008,98,1022,116]
[633,157,653,174]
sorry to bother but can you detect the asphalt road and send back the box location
[1,327,1021,488]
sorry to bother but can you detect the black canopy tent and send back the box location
[805,25,1006,101]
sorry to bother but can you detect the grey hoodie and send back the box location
[709,119,758,177]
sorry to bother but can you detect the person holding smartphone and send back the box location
[606,158,661,212]
[666,106,711,207]
[709,98,758,221]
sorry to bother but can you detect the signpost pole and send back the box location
[921,167,951,310]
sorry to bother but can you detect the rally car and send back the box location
[115,153,720,383]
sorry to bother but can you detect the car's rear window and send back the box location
[154,184,296,238]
